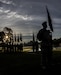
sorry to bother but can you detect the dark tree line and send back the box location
[53,38,61,47]
[0,27,22,44]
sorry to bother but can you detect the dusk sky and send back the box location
[0,0,61,42]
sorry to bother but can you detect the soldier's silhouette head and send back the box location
[42,21,47,29]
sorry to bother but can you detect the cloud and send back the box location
[53,18,61,24]
[0,0,15,5]
[0,7,10,14]
[0,0,61,39]
[0,0,12,4]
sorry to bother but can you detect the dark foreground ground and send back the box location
[0,51,61,75]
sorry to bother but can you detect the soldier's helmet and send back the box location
[42,21,47,28]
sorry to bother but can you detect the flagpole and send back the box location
[46,6,53,32]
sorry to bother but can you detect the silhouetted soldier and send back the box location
[37,21,52,68]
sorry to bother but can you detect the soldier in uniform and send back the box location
[37,21,52,68]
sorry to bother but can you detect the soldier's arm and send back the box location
[37,30,43,41]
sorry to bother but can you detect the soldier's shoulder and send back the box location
[39,29,44,32]
[47,30,51,33]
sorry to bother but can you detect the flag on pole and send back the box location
[33,33,35,42]
[17,34,19,42]
[46,6,53,32]
[14,34,16,42]
[20,33,22,41]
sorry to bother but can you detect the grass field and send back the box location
[0,50,61,75]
